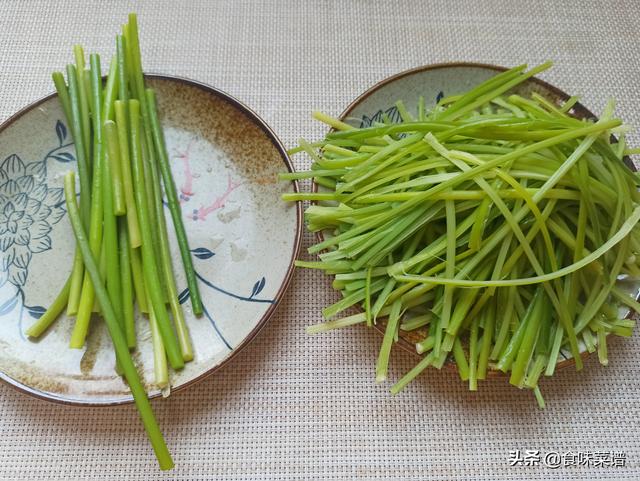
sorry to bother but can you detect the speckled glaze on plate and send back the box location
[315,62,638,372]
[0,74,301,405]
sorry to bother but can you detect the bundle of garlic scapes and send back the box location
[26,14,205,470]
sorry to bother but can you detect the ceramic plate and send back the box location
[0,75,301,404]
[317,62,638,371]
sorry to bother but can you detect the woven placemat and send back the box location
[0,1,638,479]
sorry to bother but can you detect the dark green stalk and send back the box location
[73,46,91,169]
[146,88,203,315]
[139,129,167,298]
[510,288,548,386]
[468,315,480,391]
[52,72,72,122]
[83,69,93,118]
[476,304,495,380]
[116,34,129,103]
[63,171,173,470]
[119,218,136,348]
[375,300,401,382]
[102,56,119,122]
[130,245,148,313]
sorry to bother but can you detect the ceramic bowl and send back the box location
[315,62,638,371]
[0,75,301,405]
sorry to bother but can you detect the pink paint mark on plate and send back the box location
[191,175,241,221]
[174,140,195,202]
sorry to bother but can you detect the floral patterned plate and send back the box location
[0,75,301,405]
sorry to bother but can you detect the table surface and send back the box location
[1,1,639,479]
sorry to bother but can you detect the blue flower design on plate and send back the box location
[179,246,275,351]
[0,120,73,334]
[359,106,402,128]
[359,91,445,128]
[0,155,66,288]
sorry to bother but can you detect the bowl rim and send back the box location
[311,61,636,374]
[0,73,303,406]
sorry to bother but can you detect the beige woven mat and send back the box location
[0,0,639,479]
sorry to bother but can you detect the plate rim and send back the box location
[311,61,636,374]
[0,73,303,406]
